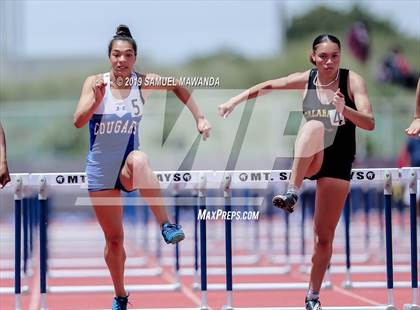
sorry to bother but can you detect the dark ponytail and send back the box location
[108,24,137,56]
[309,34,341,64]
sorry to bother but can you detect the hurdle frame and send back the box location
[402,168,419,310]
[30,173,185,310]
[209,169,406,310]
[0,174,30,310]
[2,168,418,309]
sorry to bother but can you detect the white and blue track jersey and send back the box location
[86,72,144,191]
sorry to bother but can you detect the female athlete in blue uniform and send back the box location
[73,25,211,310]
[219,34,374,309]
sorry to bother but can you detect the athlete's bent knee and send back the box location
[127,151,149,171]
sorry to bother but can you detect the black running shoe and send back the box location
[112,295,129,310]
[305,297,322,310]
[272,192,298,213]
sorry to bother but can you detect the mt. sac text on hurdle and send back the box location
[155,172,192,182]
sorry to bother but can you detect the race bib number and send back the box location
[329,110,345,126]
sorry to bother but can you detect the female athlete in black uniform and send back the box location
[218,34,374,309]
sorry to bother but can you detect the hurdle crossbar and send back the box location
[24,169,403,190]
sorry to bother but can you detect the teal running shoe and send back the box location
[112,295,129,310]
[161,222,185,244]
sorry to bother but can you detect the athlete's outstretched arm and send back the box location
[0,123,10,188]
[73,75,106,128]
[218,71,309,118]
[341,71,375,131]
[144,73,212,140]
[405,78,420,136]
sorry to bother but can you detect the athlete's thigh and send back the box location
[295,120,325,157]
[89,189,124,237]
[119,150,150,190]
[306,150,324,177]
[313,177,350,236]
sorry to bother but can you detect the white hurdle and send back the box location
[202,168,414,310]
[0,174,30,310]
[26,173,185,310]
[2,168,418,310]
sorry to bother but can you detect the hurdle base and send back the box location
[48,283,181,293]
[15,294,22,310]
[207,281,331,291]
[344,281,420,289]
[231,306,396,310]
[40,293,47,310]
[403,304,420,310]
[0,285,29,295]
[343,280,352,289]
[48,267,162,278]
[180,266,290,277]
[323,280,332,289]
[299,264,309,274]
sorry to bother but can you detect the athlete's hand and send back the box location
[218,100,235,119]
[405,118,420,136]
[197,117,212,141]
[0,161,10,189]
[92,79,107,104]
[332,88,345,113]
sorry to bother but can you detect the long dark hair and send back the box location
[108,24,137,57]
